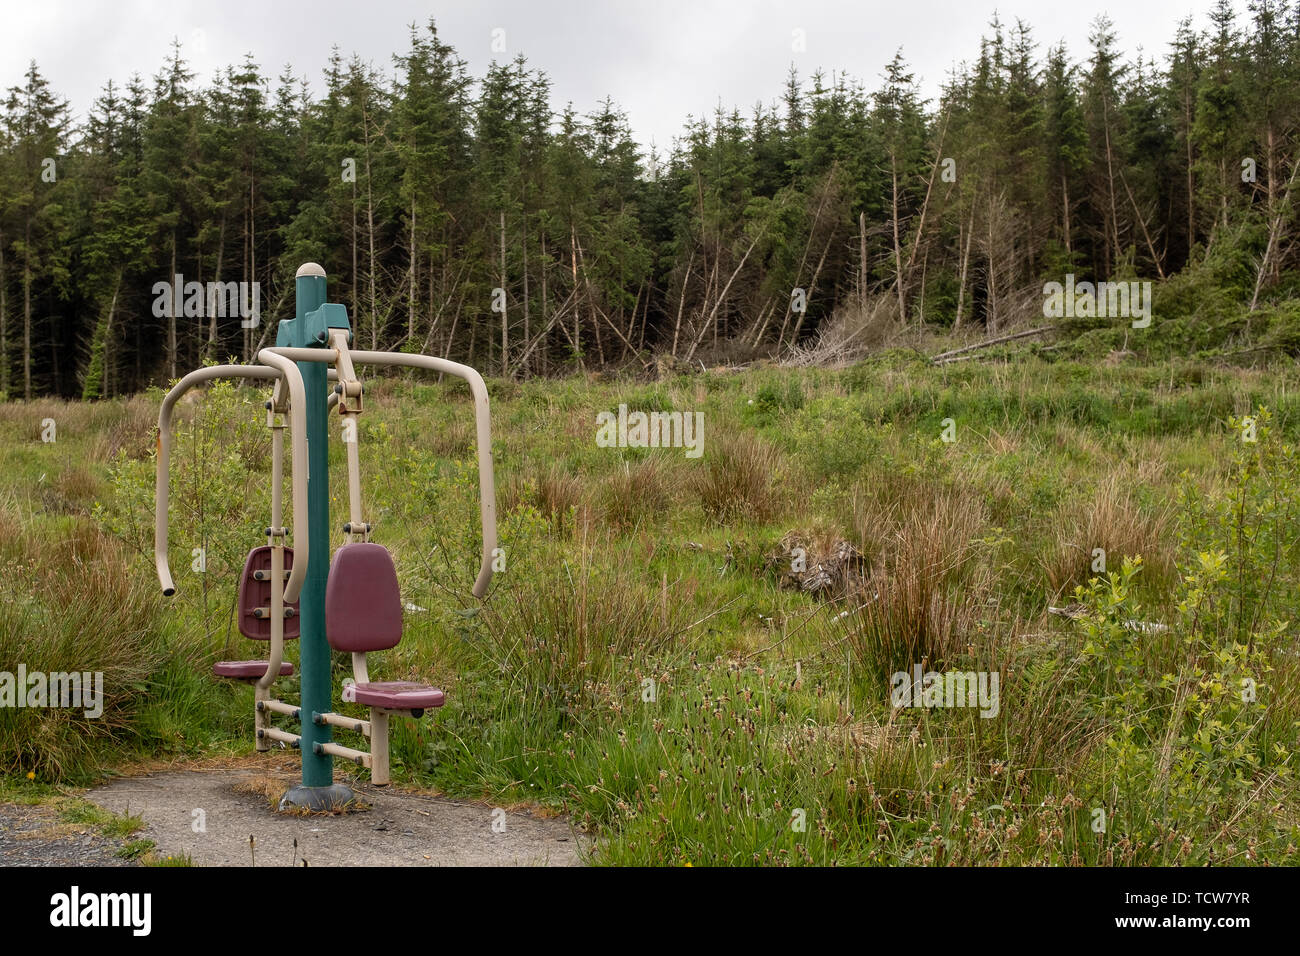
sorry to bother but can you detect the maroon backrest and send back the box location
[325,543,403,653]
[237,546,301,641]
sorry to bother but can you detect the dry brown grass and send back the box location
[839,490,995,675]
[691,431,783,524]
[0,396,157,463]
[53,465,102,509]
[845,471,941,563]
[600,456,678,530]
[99,395,158,461]
[1042,475,1174,596]
[0,509,165,779]
[427,416,474,459]
[502,460,589,532]
[232,773,291,809]
[477,532,691,693]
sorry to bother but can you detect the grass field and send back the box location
[3,350,1299,865]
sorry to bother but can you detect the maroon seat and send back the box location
[349,681,445,710]
[327,544,444,712]
[237,546,300,641]
[325,543,403,652]
[213,661,294,680]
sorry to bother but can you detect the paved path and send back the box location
[0,803,134,866]
[84,769,586,867]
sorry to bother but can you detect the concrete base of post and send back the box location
[278,783,360,813]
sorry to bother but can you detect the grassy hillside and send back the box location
[3,352,1299,865]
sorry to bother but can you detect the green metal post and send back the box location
[279,263,353,810]
[298,265,331,789]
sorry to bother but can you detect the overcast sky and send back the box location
[2,0,1247,153]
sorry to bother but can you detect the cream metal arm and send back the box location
[154,361,310,603]
[264,346,498,599]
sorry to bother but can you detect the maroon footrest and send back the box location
[349,681,444,710]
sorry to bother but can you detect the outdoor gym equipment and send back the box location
[154,263,498,810]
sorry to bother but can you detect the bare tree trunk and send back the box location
[891,150,906,320]
[900,112,949,287]
[168,230,178,379]
[445,295,463,362]
[777,168,834,349]
[671,247,694,359]
[747,298,779,348]
[0,229,8,397]
[1062,174,1072,255]
[249,176,256,361]
[539,232,548,376]
[569,223,582,370]
[1266,127,1279,284]
[858,211,868,308]
[351,171,358,321]
[1249,156,1300,311]
[447,295,462,361]
[500,209,508,377]
[1184,88,1195,252]
[409,198,417,341]
[917,248,929,325]
[521,211,530,377]
[1102,94,1121,272]
[1118,168,1167,279]
[685,226,766,363]
[363,124,379,350]
[955,203,975,331]
[206,214,226,360]
[576,238,605,365]
[242,200,250,361]
[510,289,575,375]
[985,194,999,334]
[193,236,202,371]
[575,238,636,361]
[633,280,646,351]
[466,296,475,368]
[103,273,120,398]
[789,233,833,345]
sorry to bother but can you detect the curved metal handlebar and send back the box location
[253,351,310,602]
[264,347,498,599]
[350,350,498,598]
[154,362,310,603]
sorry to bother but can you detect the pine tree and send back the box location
[3,61,70,398]
[141,39,197,380]
[1043,44,1088,263]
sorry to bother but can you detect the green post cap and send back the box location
[277,302,352,348]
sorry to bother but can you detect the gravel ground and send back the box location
[2,767,587,867]
[86,769,587,866]
[0,803,135,867]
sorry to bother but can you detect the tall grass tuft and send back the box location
[0,510,168,780]
[1043,475,1174,596]
[471,537,688,705]
[600,456,676,530]
[839,492,993,677]
[691,432,783,524]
